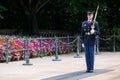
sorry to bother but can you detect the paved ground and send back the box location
[0,52,120,80]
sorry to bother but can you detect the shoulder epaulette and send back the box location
[82,21,86,24]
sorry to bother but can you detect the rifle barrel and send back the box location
[93,5,99,22]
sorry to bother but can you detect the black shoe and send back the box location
[86,70,90,72]
[89,70,94,73]
[86,70,94,73]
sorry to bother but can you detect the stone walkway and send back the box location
[0,52,120,80]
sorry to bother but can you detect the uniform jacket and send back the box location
[81,20,100,45]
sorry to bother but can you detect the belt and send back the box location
[85,32,91,35]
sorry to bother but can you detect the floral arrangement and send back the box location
[0,35,76,62]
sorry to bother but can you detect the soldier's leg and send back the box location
[84,45,90,70]
[89,45,94,70]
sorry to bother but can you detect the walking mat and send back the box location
[41,69,113,80]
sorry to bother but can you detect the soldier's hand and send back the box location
[82,43,84,48]
[90,29,95,34]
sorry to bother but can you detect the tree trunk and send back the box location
[31,13,39,35]
[25,13,39,35]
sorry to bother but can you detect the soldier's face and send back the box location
[87,14,93,20]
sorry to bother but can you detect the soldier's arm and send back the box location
[94,21,100,35]
[81,22,85,43]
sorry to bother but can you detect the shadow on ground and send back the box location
[41,69,113,80]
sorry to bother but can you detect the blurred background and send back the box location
[0,0,120,51]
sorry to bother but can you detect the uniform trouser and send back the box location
[84,45,94,70]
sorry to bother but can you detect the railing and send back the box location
[39,30,75,37]
[95,34,120,54]
[0,34,119,64]
[0,35,82,65]
[0,29,16,35]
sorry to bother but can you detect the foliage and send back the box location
[0,5,7,19]
[0,0,119,36]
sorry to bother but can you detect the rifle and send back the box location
[91,5,99,30]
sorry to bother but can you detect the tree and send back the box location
[20,0,49,35]
[40,0,100,32]
[0,0,119,35]
[0,5,7,19]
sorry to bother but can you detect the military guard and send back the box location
[81,11,100,73]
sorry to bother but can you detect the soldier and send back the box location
[81,11,100,73]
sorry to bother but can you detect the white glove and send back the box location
[82,43,84,48]
[90,29,95,34]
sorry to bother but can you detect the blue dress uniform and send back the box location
[81,20,99,72]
